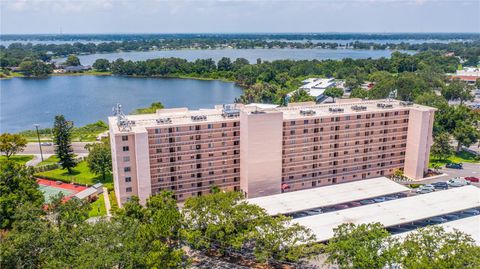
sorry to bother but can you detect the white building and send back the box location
[288,78,337,102]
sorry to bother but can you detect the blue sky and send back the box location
[1,0,479,34]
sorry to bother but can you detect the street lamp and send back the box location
[33,124,44,162]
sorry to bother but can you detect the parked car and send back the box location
[431,182,449,190]
[333,204,349,210]
[305,209,323,215]
[462,209,480,216]
[412,220,430,227]
[447,178,470,187]
[395,193,408,198]
[416,185,435,194]
[429,217,448,224]
[446,163,463,169]
[347,201,362,207]
[384,195,398,201]
[322,207,336,213]
[443,214,460,221]
[373,197,386,203]
[359,199,375,205]
[292,212,308,218]
[388,227,410,234]
[465,177,480,183]
[40,142,52,146]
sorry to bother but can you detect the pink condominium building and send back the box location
[109,99,435,206]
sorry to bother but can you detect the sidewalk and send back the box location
[103,187,112,217]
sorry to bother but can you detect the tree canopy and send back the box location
[53,115,77,174]
[0,133,27,159]
[85,138,112,181]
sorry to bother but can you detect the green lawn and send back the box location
[430,150,480,167]
[36,155,59,166]
[35,161,113,189]
[88,195,107,218]
[109,191,118,212]
[0,155,34,165]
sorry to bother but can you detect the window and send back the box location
[125,177,131,182]
[122,146,129,152]
[124,167,131,172]
[123,156,130,162]
[122,135,128,141]
[126,187,132,192]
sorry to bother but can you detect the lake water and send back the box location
[54,48,410,66]
[0,76,243,133]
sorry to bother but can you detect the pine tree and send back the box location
[53,115,76,174]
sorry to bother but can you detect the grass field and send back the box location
[36,155,59,166]
[429,150,480,167]
[35,161,113,189]
[88,195,107,217]
[0,155,34,165]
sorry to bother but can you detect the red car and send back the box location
[465,177,479,183]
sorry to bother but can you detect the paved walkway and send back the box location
[103,187,112,217]
[25,154,53,167]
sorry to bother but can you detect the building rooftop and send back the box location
[292,186,480,242]
[248,177,409,215]
[109,99,435,134]
[394,215,480,246]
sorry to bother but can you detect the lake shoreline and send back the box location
[1,71,237,84]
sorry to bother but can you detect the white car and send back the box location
[447,178,469,187]
[416,184,435,194]
[40,142,53,146]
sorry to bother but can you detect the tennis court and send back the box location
[39,185,75,202]
[37,178,88,203]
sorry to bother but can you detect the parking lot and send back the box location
[404,162,480,187]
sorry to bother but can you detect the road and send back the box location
[22,142,90,155]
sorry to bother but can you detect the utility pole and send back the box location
[33,124,44,162]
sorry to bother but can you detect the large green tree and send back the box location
[92,58,110,71]
[0,161,43,229]
[181,191,319,263]
[1,192,187,268]
[64,54,81,66]
[53,115,77,173]
[441,79,474,104]
[325,223,401,269]
[430,133,454,160]
[323,87,344,102]
[453,122,480,152]
[0,133,27,159]
[85,138,112,181]
[401,226,480,269]
[18,60,52,77]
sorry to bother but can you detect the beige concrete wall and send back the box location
[240,111,283,198]
[134,130,152,204]
[111,132,138,206]
[404,108,435,179]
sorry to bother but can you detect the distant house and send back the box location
[450,67,480,85]
[64,65,92,73]
[287,78,338,102]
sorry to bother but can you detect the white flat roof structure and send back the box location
[394,215,480,245]
[248,177,409,215]
[292,186,480,242]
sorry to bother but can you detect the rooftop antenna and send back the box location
[113,103,131,131]
[387,89,397,102]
